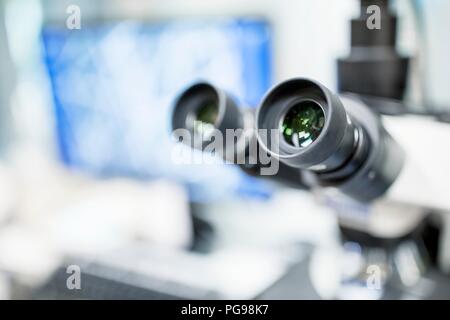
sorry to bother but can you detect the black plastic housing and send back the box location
[256,78,405,202]
[337,0,409,100]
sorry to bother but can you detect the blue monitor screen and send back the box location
[42,19,273,201]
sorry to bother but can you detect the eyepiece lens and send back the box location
[193,101,218,136]
[281,101,325,148]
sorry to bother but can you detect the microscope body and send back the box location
[170,79,450,299]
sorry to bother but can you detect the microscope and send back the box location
[170,0,450,299]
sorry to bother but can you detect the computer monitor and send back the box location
[42,18,273,200]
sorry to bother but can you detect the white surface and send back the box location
[384,115,450,212]
[0,149,194,286]
[199,189,340,251]
[93,245,290,299]
[49,179,193,256]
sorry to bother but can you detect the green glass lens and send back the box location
[193,101,218,136]
[281,101,325,148]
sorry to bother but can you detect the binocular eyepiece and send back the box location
[171,79,405,202]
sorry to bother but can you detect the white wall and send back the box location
[41,0,359,90]
[0,2,16,153]
[421,1,450,109]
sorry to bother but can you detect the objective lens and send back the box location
[193,102,218,136]
[281,101,325,148]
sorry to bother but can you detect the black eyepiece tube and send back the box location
[172,82,244,146]
[171,82,252,163]
[256,78,405,202]
[170,82,308,188]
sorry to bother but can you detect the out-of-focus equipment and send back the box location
[172,82,250,163]
[337,0,409,101]
[41,19,271,188]
[256,78,404,202]
[41,18,274,203]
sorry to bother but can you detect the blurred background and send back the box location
[0,0,450,300]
